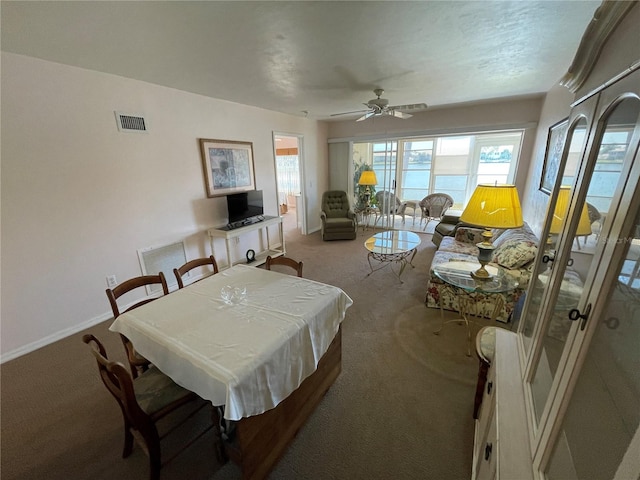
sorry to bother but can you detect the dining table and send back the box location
[109,263,352,479]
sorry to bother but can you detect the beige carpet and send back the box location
[1,220,503,480]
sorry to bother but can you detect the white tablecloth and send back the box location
[109,265,353,420]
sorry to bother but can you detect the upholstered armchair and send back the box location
[320,190,357,241]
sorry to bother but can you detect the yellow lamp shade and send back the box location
[358,170,378,186]
[460,184,523,229]
[550,186,592,236]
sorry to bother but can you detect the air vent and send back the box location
[115,111,148,132]
[137,241,186,294]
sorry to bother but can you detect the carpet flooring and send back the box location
[1,218,503,480]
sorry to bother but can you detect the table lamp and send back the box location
[460,184,523,279]
[358,170,378,207]
[548,186,592,248]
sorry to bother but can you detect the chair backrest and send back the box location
[321,190,351,218]
[105,273,169,378]
[106,273,169,318]
[82,334,147,422]
[173,255,219,289]
[375,191,401,213]
[586,202,601,224]
[420,193,454,218]
[265,255,303,277]
[83,334,204,480]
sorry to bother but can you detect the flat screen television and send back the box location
[226,190,264,226]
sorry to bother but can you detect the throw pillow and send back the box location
[492,223,537,249]
[493,239,537,269]
[455,227,485,244]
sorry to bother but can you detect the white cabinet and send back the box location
[207,215,285,269]
[478,65,640,480]
[470,5,640,477]
[472,329,533,480]
[524,66,640,480]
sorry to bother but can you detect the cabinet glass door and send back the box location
[539,84,640,480]
[529,96,640,427]
[546,205,640,480]
[521,118,589,355]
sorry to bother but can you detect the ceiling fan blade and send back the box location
[330,109,370,117]
[389,103,428,112]
[390,110,413,119]
[356,111,376,122]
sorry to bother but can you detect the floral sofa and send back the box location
[425,223,539,322]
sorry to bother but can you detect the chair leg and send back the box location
[145,430,162,480]
[122,419,134,458]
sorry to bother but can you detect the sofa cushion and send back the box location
[493,239,537,269]
[324,217,355,229]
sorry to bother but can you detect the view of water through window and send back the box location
[353,131,523,209]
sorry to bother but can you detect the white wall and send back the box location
[1,53,328,360]
[519,84,575,236]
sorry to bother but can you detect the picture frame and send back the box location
[199,139,256,197]
[540,118,569,194]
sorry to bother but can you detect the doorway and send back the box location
[273,133,305,235]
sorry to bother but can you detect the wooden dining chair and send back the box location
[83,334,218,480]
[106,273,169,379]
[173,255,219,289]
[265,255,303,277]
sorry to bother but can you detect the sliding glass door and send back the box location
[353,131,523,228]
[372,141,398,229]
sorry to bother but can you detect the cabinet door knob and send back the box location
[568,303,591,331]
[484,442,493,461]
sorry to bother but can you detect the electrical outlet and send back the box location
[106,275,117,288]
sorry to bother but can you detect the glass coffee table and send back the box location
[432,260,518,355]
[364,230,421,282]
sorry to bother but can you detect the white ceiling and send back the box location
[2,1,601,121]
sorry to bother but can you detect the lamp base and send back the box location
[470,265,492,280]
[361,186,372,208]
[473,237,495,280]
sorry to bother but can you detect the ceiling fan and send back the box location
[331,88,427,122]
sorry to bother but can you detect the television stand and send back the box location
[225,215,265,230]
[207,215,285,269]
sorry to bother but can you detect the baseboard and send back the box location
[0,288,171,364]
[1,312,112,364]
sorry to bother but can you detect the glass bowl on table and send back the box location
[221,285,247,305]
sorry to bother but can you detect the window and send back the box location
[353,131,523,209]
[400,140,432,200]
[432,136,471,205]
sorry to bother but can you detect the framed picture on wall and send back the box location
[540,118,569,194]
[199,139,256,197]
